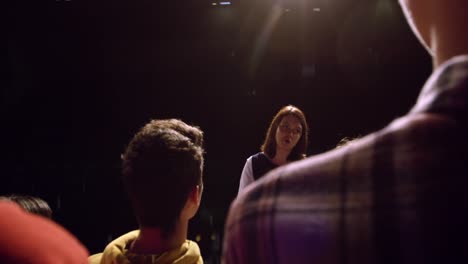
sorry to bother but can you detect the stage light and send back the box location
[212,2,217,5]
[219,1,231,5]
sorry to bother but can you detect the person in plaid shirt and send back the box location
[223,1,468,263]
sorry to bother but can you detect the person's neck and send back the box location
[433,46,468,69]
[431,22,468,68]
[130,221,187,255]
[272,148,290,166]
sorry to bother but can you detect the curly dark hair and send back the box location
[261,105,309,161]
[121,119,204,236]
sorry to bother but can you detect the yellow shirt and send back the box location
[89,230,203,264]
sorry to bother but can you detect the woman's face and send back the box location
[275,114,303,153]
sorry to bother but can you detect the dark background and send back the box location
[4,0,430,262]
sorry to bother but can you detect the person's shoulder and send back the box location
[88,253,103,264]
[385,112,459,147]
[251,152,266,159]
[441,55,468,72]
[250,152,273,164]
[432,55,468,83]
[103,230,139,252]
[412,55,468,117]
[243,152,261,162]
[98,230,140,264]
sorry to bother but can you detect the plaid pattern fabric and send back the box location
[223,55,468,264]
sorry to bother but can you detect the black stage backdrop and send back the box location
[4,0,430,262]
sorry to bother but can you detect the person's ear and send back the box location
[187,185,202,205]
[194,184,203,206]
[183,185,202,219]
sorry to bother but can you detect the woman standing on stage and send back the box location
[238,105,309,194]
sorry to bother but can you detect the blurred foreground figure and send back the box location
[0,201,88,264]
[223,1,468,263]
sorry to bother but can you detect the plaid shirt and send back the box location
[223,55,468,264]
